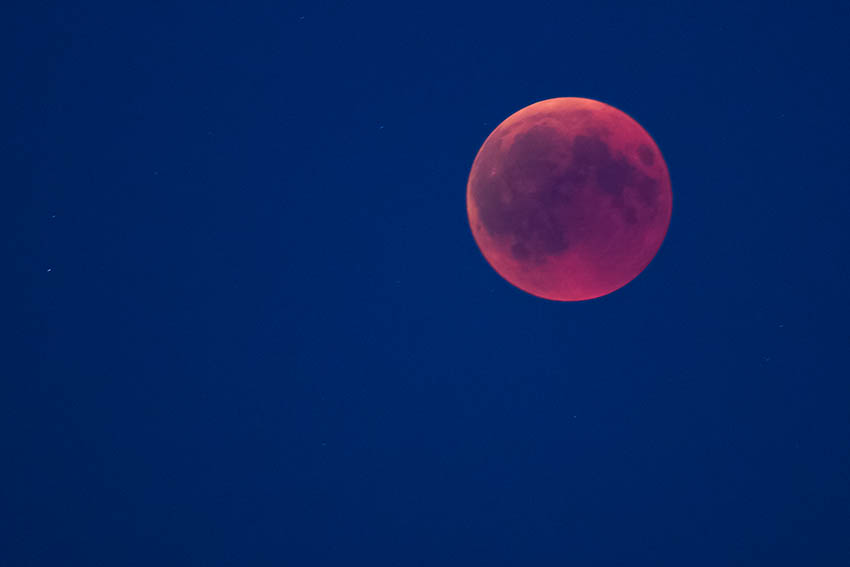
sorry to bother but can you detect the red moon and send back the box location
[467,97,672,301]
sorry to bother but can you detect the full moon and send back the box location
[467,97,672,301]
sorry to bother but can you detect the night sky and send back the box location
[9,2,850,565]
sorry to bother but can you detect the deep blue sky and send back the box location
[8,2,850,565]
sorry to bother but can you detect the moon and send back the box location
[467,97,672,301]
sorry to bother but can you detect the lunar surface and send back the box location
[467,97,672,301]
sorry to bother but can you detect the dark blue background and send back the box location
[9,2,850,565]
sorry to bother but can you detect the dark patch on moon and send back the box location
[473,126,659,262]
[511,241,530,260]
[568,135,659,220]
[634,175,659,207]
[472,124,570,263]
[637,144,655,166]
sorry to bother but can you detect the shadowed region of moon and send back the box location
[467,97,672,301]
